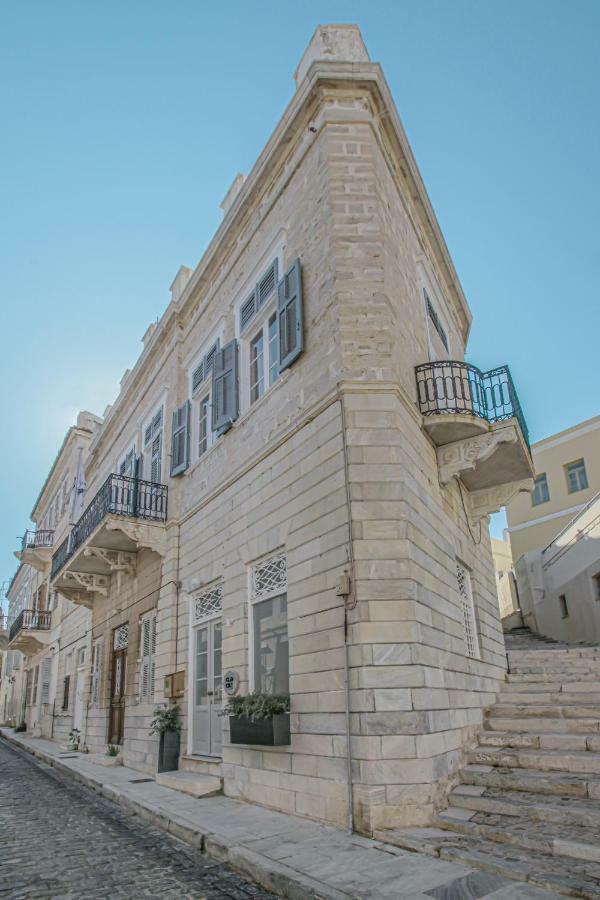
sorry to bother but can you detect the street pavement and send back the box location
[0,739,273,899]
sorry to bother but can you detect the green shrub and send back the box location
[14,722,26,733]
[106,744,120,757]
[149,704,181,736]
[224,692,290,721]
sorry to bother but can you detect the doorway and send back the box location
[192,618,222,756]
[72,647,86,733]
[108,624,128,745]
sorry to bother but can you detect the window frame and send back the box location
[565,458,589,494]
[247,554,289,694]
[244,303,279,409]
[531,473,550,507]
[559,593,569,618]
[142,405,164,483]
[117,441,136,478]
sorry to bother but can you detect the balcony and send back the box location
[8,609,52,654]
[50,474,168,607]
[415,361,534,520]
[15,529,55,573]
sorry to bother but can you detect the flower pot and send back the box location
[229,714,290,746]
[158,729,180,772]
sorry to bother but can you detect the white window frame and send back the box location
[142,404,164,483]
[456,561,481,660]
[186,330,223,463]
[565,458,588,494]
[246,309,280,408]
[247,554,288,693]
[531,473,550,506]
[117,440,136,477]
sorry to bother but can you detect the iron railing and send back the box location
[50,473,168,579]
[9,608,52,643]
[415,361,529,447]
[21,529,55,552]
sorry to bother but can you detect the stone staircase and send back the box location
[379,629,600,898]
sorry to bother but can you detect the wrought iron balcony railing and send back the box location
[415,361,529,447]
[9,608,52,643]
[51,473,168,579]
[21,529,55,552]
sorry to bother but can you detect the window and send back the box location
[249,555,289,694]
[62,675,70,710]
[198,395,210,457]
[565,459,588,494]
[250,330,265,404]
[425,289,449,353]
[91,639,103,705]
[532,473,550,506]
[144,407,163,482]
[119,446,135,477]
[268,314,279,386]
[559,594,569,618]
[40,657,52,704]
[139,612,157,704]
[77,646,86,667]
[456,562,481,659]
[593,574,600,602]
[32,665,39,706]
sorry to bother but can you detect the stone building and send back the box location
[5,25,533,834]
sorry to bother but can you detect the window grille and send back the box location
[193,584,223,624]
[251,554,287,602]
[456,563,480,659]
[113,623,129,650]
[425,290,449,352]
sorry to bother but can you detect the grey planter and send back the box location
[158,729,180,772]
[229,714,290,746]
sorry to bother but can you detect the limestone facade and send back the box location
[3,25,534,832]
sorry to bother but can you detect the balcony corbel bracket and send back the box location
[437,429,517,486]
[468,478,534,524]
[105,519,167,558]
[83,547,136,576]
[64,571,110,597]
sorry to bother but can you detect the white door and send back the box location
[72,654,86,732]
[192,619,222,756]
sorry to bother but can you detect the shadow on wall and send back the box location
[515,532,600,643]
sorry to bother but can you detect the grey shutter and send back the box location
[40,657,52,704]
[240,291,257,332]
[150,433,162,483]
[192,361,204,394]
[278,259,303,371]
[211,340,239,434]
[170,401,190,476]
[204,339,220,375]
[257,259,278,308]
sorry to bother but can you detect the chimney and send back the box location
[220,173,246,217]
[294,25,369,89]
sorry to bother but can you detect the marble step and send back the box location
[449,783,600,827]
[376,826,600,898]
[434,808,600,865]
[508,674,600,686]
[490,703,600,719]
[461,763,599,799]
[508,649,600,663]
[499,692,600,706]
[154,770,222,798]
[468,745,600,776]
[479,730,600,752]
[486,716,600,734]
[509,664,600,676]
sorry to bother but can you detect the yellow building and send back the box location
[506,415,600,562]
[491,537,519,619]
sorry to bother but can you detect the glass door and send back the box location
[192,619,222,756]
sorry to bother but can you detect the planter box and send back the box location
[158,729,180,773]
[229,714,290,746]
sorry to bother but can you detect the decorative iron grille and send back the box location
[415,361,529,447]
[113,623,129,650]
[251,554,287,602]
[21,530,55,552]
[50,473,168,580]
[456,563,480,660]
[193,584,223,624]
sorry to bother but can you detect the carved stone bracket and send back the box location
[468,479,534,523]
[105,519,167,558]
[83,547,136,576]
[61,572,110,607]
[437,429,518,486]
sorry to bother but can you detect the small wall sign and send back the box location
[164,670,185,699]
[223,670,239,696]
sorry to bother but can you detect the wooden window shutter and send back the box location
[278,259,303,371]
[240,290,257,332]
[170,401,190,476]
[92,639,103,705]
[192,361,204,394]
[211,340,239,434]
[40,657,52,704]
[150,433,162,483]
[62,675,70,710]
[204,339,220,375]
[257,259,278,308]
[139,613,156,704]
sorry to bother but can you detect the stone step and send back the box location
[434,808,600,866]
[508,674,600,686]
[479,730,600,752]
[490,703,600,720]
[461,763,600,799]
[500,692,600,705]
[508,648,600,662]
[179,754,223,778]
[487,716,600,734]
[449,783,600,827]
[509,663,600,676]
[469,745,600,777]
[377,826,600,897]
[154,770,222,798]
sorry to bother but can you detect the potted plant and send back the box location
[149,704,181,773]
[225,692,290,746]
[67,728,80,750]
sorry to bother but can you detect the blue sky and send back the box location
[1,0,599,597]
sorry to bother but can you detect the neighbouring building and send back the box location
[514,492,600,642]
[3,25,534,834]
[506,414,600,563]
[491,537,519,620]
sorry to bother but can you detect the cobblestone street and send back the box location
[0,740,273,899]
